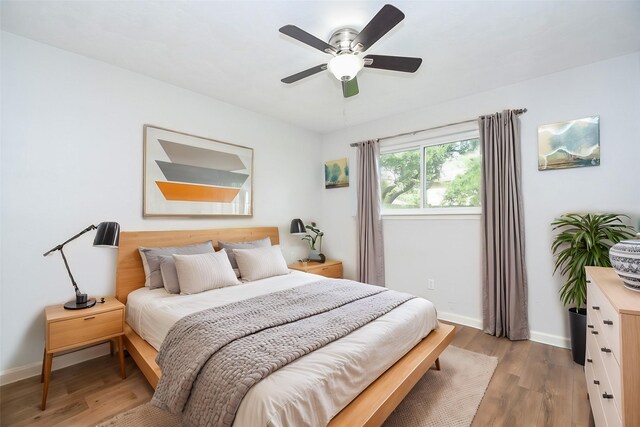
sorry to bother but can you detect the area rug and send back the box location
[97,345,497,427]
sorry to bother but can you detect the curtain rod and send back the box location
[349,108,527,147]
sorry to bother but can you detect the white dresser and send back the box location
[585,267,640,427]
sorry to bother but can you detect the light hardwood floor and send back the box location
[0,324,593,426]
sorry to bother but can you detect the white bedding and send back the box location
[127,271,438,427]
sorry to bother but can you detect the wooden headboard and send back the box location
[115,227,279,304]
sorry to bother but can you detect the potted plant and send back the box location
[551,213,635,365]
[302,223,325,262]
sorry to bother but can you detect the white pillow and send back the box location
[173,250,239,295]
[233,245,289,282]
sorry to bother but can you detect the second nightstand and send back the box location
[289,259,343,278]
[42,297,126,410]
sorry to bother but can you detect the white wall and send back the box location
[0,32,322,382]
[320,52,640,347]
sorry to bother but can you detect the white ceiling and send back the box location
[2,1,639,134]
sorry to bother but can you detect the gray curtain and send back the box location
[356,140,385,286]
[479,110,529,340]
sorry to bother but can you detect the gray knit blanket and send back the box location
[151,279,415,427]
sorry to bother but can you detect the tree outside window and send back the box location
[380,138,480,211]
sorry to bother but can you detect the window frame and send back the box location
[380,124,481,217]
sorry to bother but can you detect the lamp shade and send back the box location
[290,218,306,234]
[93,222,120,247]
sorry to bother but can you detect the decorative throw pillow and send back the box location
[218,237,271,276]
[138,241,214,289]
[158,255,180,294]
[233,245,289,282]
[173,250,239,295]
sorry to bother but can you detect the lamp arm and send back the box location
[59,247,81,296]
[43,224,97,256]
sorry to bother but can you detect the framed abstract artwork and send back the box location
[143,125,253,216]
[325,158,349,189]
[538,116,600,171]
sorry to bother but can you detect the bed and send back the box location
[115,227,455,426]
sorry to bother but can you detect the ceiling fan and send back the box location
[279,4,422,98]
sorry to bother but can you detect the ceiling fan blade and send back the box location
[281,64,327,84]
[342,78,359,98]
[279,25,337,54]
[364,55,422,73]
[350,4,405,52]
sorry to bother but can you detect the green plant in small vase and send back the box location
[551,213,634,364]
[301,223,325,262]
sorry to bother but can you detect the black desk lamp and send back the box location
[43,222,120,310]
[290,218,306,234]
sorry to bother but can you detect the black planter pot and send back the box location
[569,307,587,365]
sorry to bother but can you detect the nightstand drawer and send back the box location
[309,263,343,278]
[49,309,123,351]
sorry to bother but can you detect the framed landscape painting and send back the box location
[144,125,253,216]
[538,116,600,171]
[325,158,349,188]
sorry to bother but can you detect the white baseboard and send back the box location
[437,311,483,329]
[529,330,571,349]
[437,311,570,349]
[0,343,111,386]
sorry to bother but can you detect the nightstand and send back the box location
[289,259,343,278]
[41,297,126,410]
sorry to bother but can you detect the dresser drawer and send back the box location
[587,325,622,420]
[588,279,621,361]
[309,263,343,278]
[49,309,123,351]
[586,349,608,427]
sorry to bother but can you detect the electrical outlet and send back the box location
[427,279,435,290]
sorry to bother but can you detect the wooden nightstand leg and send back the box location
[434,357,441,371]
[110,339,115,356]
[40,347,46,383]
[41,352,53,410]
[118,335,126,379]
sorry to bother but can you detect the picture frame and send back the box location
[538,116,600,171]
[325,158,349,189]
[143,125,253,217]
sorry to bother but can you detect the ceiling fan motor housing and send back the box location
[328,27,360,53]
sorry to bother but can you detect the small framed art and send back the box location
[325,158,349,189]
[538,116,600,171]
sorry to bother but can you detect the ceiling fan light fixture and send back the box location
[327,54,364,81]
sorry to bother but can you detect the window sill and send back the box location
[381,207,481,220]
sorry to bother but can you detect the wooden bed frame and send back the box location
[115,227,455,427]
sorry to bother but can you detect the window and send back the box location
[380,131,481,215]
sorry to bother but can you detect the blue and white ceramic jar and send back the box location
[609,240,640,291]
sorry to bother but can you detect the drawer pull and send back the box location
[600,347,612,353]
[593,380,600,385]
[603,320,613,326]
[590,330,598,335]
[586,358,593,363]
[587,324,594,329]
[84,316,96,320]
[602,393,613,399]
[592,305,600,310]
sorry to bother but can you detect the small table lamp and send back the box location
[43,222,120,310]
[290,218,306,234]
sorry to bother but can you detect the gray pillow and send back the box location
[218,237,271,274]
[158,255,180,294]
[138,241,214,289]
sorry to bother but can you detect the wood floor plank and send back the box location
[0,324,590,426]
